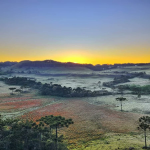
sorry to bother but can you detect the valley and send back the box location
[0,62,150,149]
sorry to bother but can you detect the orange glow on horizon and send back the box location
[1,56,150,65]
[1,47,150,65]
[59,57,88,64]
[54,50,92,64]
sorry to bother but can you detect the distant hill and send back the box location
[0,61,17,67]
[1,60,150,71]
[13,60,84,68]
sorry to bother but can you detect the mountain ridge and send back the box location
[0,60,150,71]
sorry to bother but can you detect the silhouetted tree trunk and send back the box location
[56,126,58,150]
[144,130,147,148]
[121,101,122,111]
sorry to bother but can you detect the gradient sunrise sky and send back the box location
[0,0,150,64]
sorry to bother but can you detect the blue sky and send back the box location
[0,0,150,64]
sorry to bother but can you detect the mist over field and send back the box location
[0,61,150,149]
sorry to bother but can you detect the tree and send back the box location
[133,86,142,98]
[0,115,70,150]
[138,116,150,149]
[50,82,53,86]
[97,81,101,88]
[38,115,74,150]
[15,89,22,95]
[116,97,127,111]
[9,87,16,95]
[138,92,141,99]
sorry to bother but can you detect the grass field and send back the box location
[0,66,150,149]
[0,91,148,149]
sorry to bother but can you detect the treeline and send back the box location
[0,77,111,97]
[103,76,130,87]
[2,76,150,97]
[40,83,111,97]
[117,84,150,95]
[1,77,39,87]
[103,72,149,88]
[0,115,73,150]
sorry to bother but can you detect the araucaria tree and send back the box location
[9,87,16,95]
[138,116,150,149]
[38,115,74,150]
[116,97,127,111]
[0,114,73,150]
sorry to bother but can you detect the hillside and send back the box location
[1,60,150,72]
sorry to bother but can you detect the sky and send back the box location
[0,0,150,65]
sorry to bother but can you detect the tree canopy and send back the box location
[0,115,73,150]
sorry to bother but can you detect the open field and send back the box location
[0,66,150,149]
[0,91,149,149]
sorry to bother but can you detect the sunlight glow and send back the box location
[62,56,87,64]
[55,50,91,64]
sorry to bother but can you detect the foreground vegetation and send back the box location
[0,114,73,150]
[1,107,150,150]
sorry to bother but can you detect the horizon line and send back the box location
[0,59,150,66]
